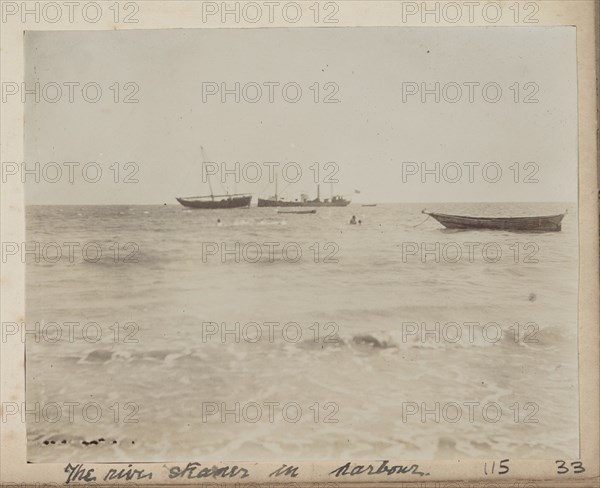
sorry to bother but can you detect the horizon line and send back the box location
[25,200,578,206]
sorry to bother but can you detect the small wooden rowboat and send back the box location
[277,209,317,214]
[422,209,567,232]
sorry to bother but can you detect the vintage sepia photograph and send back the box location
[17,24,583,467]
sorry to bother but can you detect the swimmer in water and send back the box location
[350,216,357,225]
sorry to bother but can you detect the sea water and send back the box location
[25,202,578,462]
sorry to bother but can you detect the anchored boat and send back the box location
[422,209,567,232]
[277,209,317,214]
[176,194,252,209]
[176,146,252,209]
[258,179,350,208]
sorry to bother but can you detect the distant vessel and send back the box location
[176,147,252,209]
[258,178,350,207]
[423,209,567,232]
[176,194,252,209]
[277,209,317,214]
[362,204,377,207]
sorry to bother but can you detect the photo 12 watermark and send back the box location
[201,241,340,264]
[1,401,139,425]
[201,82,340,103]
[1,2,140,24]
[399,2,540,24]
[401,162,539,184]
[2,241,140,264]
[2,82,140,103]
[2,162,140,184]
[2,321,140,344]
[201,401,339,424]
[200,1,340,24]
[201,321,340,344]
[400,241,540,264]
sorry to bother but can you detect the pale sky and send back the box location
[24,26,577,204]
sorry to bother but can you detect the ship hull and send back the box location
[258,198,350,208]
[176,195,252,209]
[425,211,566,232]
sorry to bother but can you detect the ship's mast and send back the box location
[200,145,214,201]
[275,173,278,201]
[317,184,320,201]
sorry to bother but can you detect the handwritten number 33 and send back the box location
[556,460,585,474]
